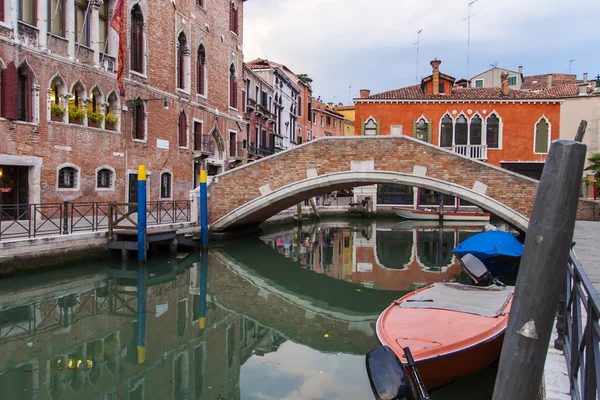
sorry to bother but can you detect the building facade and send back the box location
[0,0,247,208]
[246,58,300,151]
[335,104,356,136]
[311,99,344,138]
[243,64,275,160]
[470,66,523,89]
[354,58,576,210]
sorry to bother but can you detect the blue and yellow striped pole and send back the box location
[136,265,147,364]
[198,248,208,329]
[200,170,208,247]
[137,165,147,262]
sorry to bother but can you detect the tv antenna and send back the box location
[348,85,352,104]
[414,29,423,84]
[462,0,479,86]
[568,59,576,74]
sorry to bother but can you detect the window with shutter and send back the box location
[0,2,5,22]
[229,64,237,109]
[534,117,550,154]
[1,63,19,120]
[178,111,187,147]
[131,6,144,73]
[197,45,206,96]
[132,102,145,140]
[177,33,187,90]
[193,121,202,151]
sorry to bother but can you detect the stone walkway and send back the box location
[573,221,600,293]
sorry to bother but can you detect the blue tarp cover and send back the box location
[452,231,523,260]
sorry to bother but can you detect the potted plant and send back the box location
[50,103,65,122]
[69,106,85,125]
[88,110,104,128]
[105,112,118,131]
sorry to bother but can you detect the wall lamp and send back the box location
[125,97,169,110]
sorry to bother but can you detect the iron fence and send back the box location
[555,249,599,400]
[0,200,191,241]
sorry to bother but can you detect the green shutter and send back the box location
[376,120,381,135]
[427,122,432,143]
[360,120,365,135]
[412,119,416,137]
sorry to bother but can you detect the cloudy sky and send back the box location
[243,0,600,104]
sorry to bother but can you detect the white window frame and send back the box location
[507,75,518,86]
[533,115,551,155]
[364,117,377,136]
[95,165,116,191]
[438,112,454,147]
[474,79,484,88]
[176,31,191,95]
[160,170,173,200]
[485,111,503,150]
[56,163,81,192]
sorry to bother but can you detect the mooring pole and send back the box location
[198,248,208,329]
[137,165,147,262]
[438,193,444,223]
[200,170,209,248]
[492,140,586,400]
[136,265,147,364]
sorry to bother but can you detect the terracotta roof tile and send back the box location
[522,74,577,90]
[365,83,579,100]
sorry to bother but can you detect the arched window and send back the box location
[440,114,453,147]
[69,81,86,124]
[415,118,428,142]
[177,32,189,90]
[106,91,119,131]
[160,172,172,199]
[57,165,79,189]
[131,97,145,140]
[470,115,482,145]
[197,45,206,96]
[96,168,114,189]
[486,114,500,148]
[364,118,377,136]
[229,64,237,109]
[130,5,144,74]
[534,117,550,154]
[178,111,187,148]
[229,1,238,34]
[455,115,468,145]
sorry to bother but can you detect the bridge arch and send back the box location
[210,170,529,232]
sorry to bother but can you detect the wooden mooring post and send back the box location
[492,140,587,400]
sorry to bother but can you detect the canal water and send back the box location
[0,218,499,399]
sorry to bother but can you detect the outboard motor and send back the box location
[459,253,505,287]
[366,346,421,400]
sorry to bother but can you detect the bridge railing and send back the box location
[555,249,600,400]
[0,200,192,242]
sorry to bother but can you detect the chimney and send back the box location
[518,65,523,75]
[583,72,588,83]
[500,71,510,96]
[359,89,370,98]
[327,102,333,108]
[431,58,441,95]
[547,75,553,88]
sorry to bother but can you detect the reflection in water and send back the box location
[0,219,496,400]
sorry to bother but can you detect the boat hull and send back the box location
[394,208,491,222]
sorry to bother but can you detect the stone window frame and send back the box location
[95,165,116,191]
[160,170,173,200]
[485,111,503,150]
[438,112,454,147]
[364,116,377,136]
[534,115,551,155]
[56,163,81,191]
[1,59,40,125]
[130,96,147,142]
[129,3,147,78]
[48,72,68,123]
[196,42,207,99]
[176,30,190,94]
[178,109,188,149]
[228,63,238,110]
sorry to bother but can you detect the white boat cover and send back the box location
[400,283,514,318]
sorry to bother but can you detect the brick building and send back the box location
[311,99,344,138]
[0,0,248,211]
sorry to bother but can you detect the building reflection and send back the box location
[260,220,485,291]
[0,253,285,400]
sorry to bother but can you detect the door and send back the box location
[128,173,138,213]
[0,165,29,220]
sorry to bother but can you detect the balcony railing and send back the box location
[452,144,488,160]
[247,98,257,111]
[194,134,214,154]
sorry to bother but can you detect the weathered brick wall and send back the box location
[208,136,598,225]
[0,0,246,204]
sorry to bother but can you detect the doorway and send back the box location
[0,165,29,219]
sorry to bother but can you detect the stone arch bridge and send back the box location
[207,136,594,232]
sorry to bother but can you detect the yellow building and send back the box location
[335,105,356,136]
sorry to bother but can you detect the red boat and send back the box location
[375,282,513,390]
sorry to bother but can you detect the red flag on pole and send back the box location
[110,0,125,96]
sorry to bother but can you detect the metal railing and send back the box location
[0,200,191,241]
[555,249,600,400]
[452,144,488,160]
